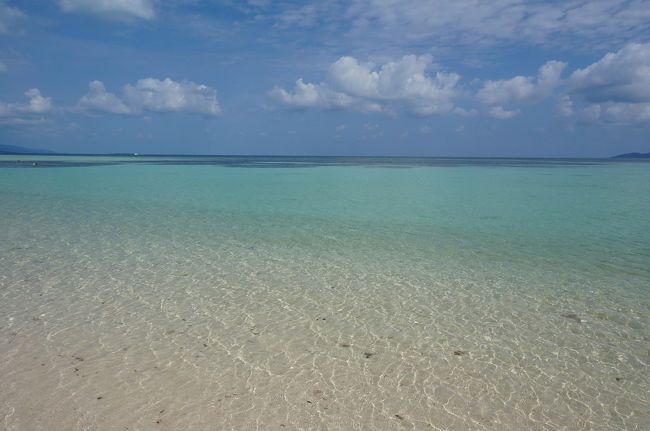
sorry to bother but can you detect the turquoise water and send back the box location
[1,156,649,430]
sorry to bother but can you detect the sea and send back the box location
[1,155,648,430]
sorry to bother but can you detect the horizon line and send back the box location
[3,151,647,160]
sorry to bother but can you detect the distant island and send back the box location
[613,152,650,159]
[0,144,56,155]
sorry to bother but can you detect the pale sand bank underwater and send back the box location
[1,156,649,430]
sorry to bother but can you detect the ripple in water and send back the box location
[1,159,649,430]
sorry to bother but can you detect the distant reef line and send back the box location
[1,144,649,158]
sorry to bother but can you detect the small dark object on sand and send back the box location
[395,414,404,420]
[339,343,351,348]
[453,350,466,356]
[364,352,374,358]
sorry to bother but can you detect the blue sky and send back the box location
[1,0,650,156]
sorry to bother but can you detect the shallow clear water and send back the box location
[1,156,649,430]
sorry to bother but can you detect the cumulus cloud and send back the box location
[1,78,221,125]
[123,78,221,115]
[59,0,155,21]
[78,78,221,116]
[471,43,650,124]
[79,81,131,114]
[478,60,566,118]
[566,43,650,123]
[23,89,53,113]
[570,43,650,103]
[0,88,53,124]
[478,76,536,107]
[270,55,461,116]
[269,79,355,110]
[0,88,52,115]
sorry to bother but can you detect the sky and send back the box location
[1,0,650,157]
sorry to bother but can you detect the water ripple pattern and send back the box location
[1,157,649,430]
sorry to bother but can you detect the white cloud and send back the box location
[0,88,53,124]
[331,55,460,115]
[478,60,566,106]
[478,75,535,106]
[1,78,221,125]
[0,88,52,115]
[456,42,650,124]
[566,43,650,124]
[268,79,355,110]
[570,43,650,103]
[23,89,52,113]
[59,0,155,21]
[270,54,461,116]
[0,0,24,34]
[123,78,221,115]
[478,60,566,119]
[79,80,131,114]
[78,78,221,116]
